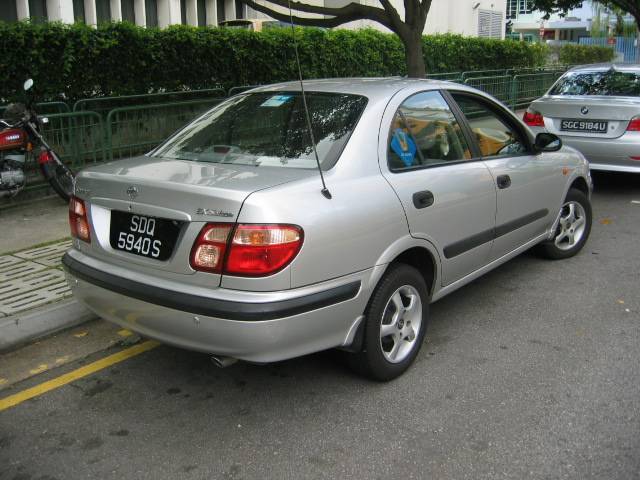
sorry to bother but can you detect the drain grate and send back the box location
[14,240,73,267]
[0,260,47,283]
[0,269,71,315]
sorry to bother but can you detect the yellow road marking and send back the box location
[73,331,88,338]
[0,340,159,413]
[117,329,133,337]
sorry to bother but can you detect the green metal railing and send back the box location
[512,72,562,109]
[73,88,226,115]
[106,98,224,160]
[0,101,70,117]
[461,69,508,80]
[464,75,515,106]
[425,72,463,82]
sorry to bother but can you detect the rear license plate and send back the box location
[109,211,182,261]
[560,119,608,134]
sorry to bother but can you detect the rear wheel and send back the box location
[347,263,428,381]
[537,188,592,260]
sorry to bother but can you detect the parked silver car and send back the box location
[64,78,593,380]
[524,63,640,173]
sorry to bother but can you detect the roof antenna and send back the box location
[287,0,332,199]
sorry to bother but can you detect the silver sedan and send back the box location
[64,78,593,380]
[525,63,640,173]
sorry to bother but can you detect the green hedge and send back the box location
[557,43,616,65]
[0,21,552,101]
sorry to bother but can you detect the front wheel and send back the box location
[536,188,592,260]
[41,158,74,202]
[347,263,428,381]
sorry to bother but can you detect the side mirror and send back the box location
[23,79,34,91]
[535,132,562,152]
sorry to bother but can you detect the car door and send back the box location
[447,91,561,261]
[379,89,497,286]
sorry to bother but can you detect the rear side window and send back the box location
[549,70,640,96]
[153,92,367,170]
[387,91,471,171]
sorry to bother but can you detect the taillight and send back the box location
[190,224,303,277]
[523,109,545,127]
[627,117,640,131]
[69,196,91,243]
[0,129,25,150]
[190,223,233,273]
[38,149,52,165]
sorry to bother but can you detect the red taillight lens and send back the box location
[226,225,303,277]
[69,196,91,243]
[190,223,304,277]
[190,224,233,273]
[38,149,52,165]
[627,117,640,131]
[523,110,545,127]
[0,129,25,150]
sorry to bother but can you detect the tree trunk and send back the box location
[403,31,426,78]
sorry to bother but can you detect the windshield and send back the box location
[152,92,367,169]
[549,70,640,96]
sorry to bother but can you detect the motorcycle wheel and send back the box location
[42,161,74,202]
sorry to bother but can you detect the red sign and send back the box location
[607,37,617,45]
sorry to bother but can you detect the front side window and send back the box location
[153,92,367,170]
[451,94,528,158]
[387,91,471,171]
[549,70,640,97]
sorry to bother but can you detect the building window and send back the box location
[235,0,244,18]
[146,0,158,26]
[518,0,532,15]
[96,0,112,22]
[217,0,225,23]
[506,0,516,19]
[0,1,18,21]
[198,0,206,25]
[122,0,136,22]
[73,0,86,21]
[28,0,48,23]
[478,10,503,39]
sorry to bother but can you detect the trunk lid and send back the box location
[532,95,640,139]
[76,155,316,276]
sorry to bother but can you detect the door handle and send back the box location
[413,190,434,209]
[496,174,511,189]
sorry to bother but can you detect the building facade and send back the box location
[2,0,506,38]
[507,0,592,41]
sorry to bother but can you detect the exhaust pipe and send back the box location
[210,355,238,368]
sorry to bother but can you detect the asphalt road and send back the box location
[1,172,639,480]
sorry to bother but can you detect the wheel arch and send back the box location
[569,176,590,197]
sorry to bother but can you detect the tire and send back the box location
[347,263,429,381]
[42,160,74,202]
[536,188,592,260]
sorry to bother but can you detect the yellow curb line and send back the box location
[0,340,160,413]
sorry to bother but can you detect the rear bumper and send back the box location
[531,127,640,173]
[63,250,369,362]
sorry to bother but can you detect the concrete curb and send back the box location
[0,299,97,352]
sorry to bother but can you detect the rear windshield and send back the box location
[549,70,640,96]
[152,92,367,169]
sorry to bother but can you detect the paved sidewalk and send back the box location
[0,198,96,351]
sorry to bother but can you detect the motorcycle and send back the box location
[0,79,74,201]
